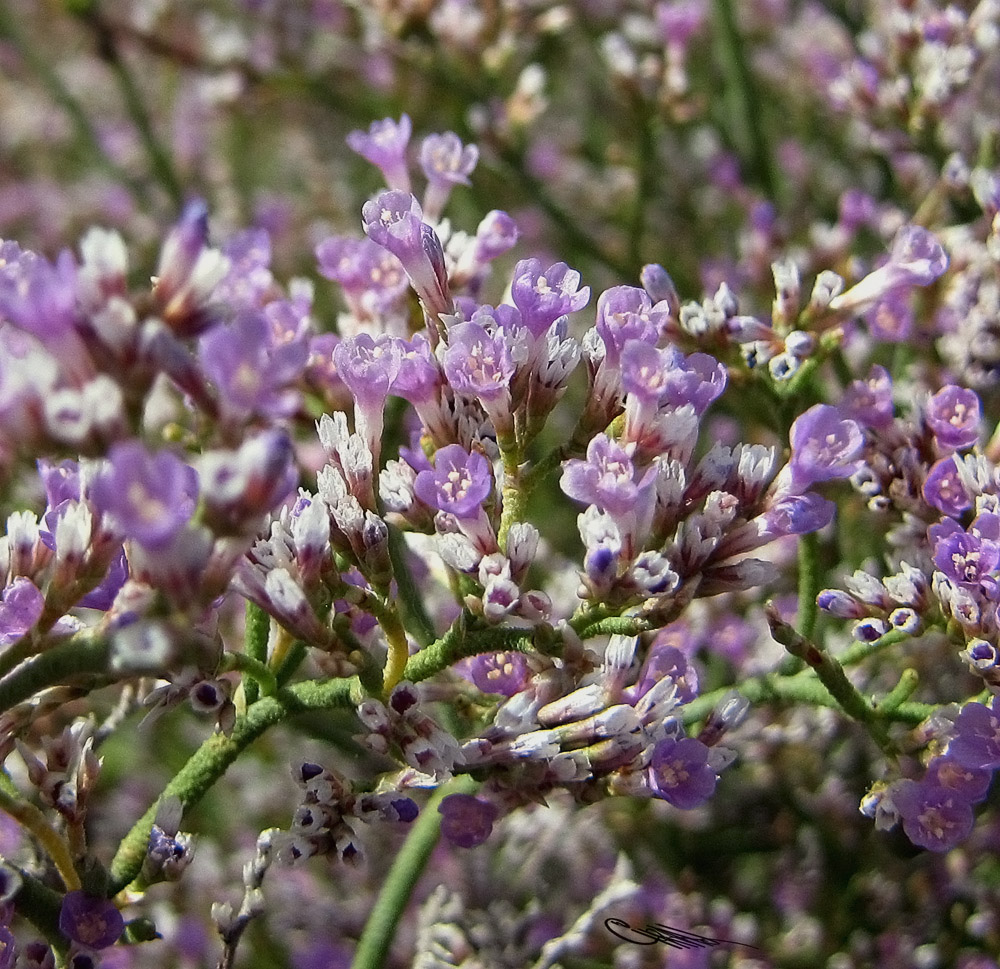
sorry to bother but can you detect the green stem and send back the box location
[711,0,777,199]
[350,776,477,969]
[12,868,67,954]
[0,636,111,714]
[108,676,363,893]
[94,17,184,207]
[576,617,653,640]
[0,787,81,890]
[219,651,277,697]
[796,532,821,641]
[387,525,436,648]
[681,669,934,728]
[273,639,308,688]
[766,604,894,754]
[243,601,271,706]
[876,668,919,714]
[400,615,535,684]
[497,447,527,554]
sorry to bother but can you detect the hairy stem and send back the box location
[109,676,363,893]
[350,776,478,969]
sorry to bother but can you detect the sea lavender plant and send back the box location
[1,3,1000,967]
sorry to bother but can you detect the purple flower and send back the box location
[891,780,975,852]
[655,0,706,46]
[91,442,198,550]
[647,737,717,808]
[333,333,404,411]
[925,386,981,451]
[438,793,499,848]
[890,224,950,284]
[620,341,676,403]
[58,891,124,949]
[595,286,663,366]
[759,492,836,538]
[361,191,451,318]
[419,132,478,221]
[347,115,412,192]
[787,404,864,490]
[442,320,514,401]
[0,242,78,340]
[315,236,408,315]
[392,334,440,407]
[213,228,273,309]
[923,456,972,517]
[829,225,948,315]
[413,445,492,519]
[628,642,699,704]
[661,352,727,415]
[420,131,478,188]
[842,365,894,429]
[865,289,914,342]
[511,258,590,336]
[932,530,999,586]
[199,309,307,419]
[0,577,45,647]
[152,199,229,336]
[466,651,529,696]
[563,435,651,517]
[924,757,992,803]
[473,210,519,263]
[948,697,1000,770]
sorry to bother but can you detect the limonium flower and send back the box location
[58,892,123,950]
[90,442,198,551]
[346,114,412,192]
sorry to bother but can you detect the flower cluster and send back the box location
[1,3,1000,965]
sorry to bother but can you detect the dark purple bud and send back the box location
[438,793,499,848]
[390,798,419,822]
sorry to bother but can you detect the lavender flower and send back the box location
[58,892,124,950]
[925,385,981,451]
[785,404,864,490]
[333,332,404,467]
[510,258,590,337]
[647,737,718,808]
[891,780,975,852]
[0,577,44,647]
[347,115,413,192]
[419,132,479,221]
[361,191,452,320]
[413,445,492,519]
[948,697,1000,770]
[465,651,530,697]
[829,225,948,315]
[91,442,198,550]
